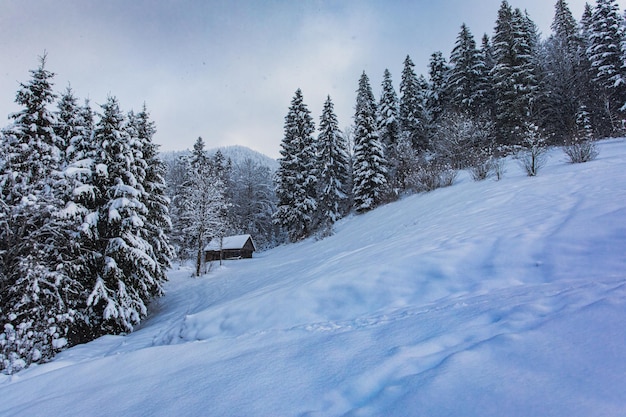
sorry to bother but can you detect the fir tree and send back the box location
[378,69,401,154]
[377,69,401,187]
[400,55,428,150]
[85,96,160,333]
[448,24,485,115]
[536,0,586,141]
[491,1,539,144]
[0,55,82,373]
[477,34,496,116]
[317,95,351,235]
[274,89,318,241]
[587,0,626,132]
[129,105,174,284]
[352,72,388,213]
[427,51,450,123]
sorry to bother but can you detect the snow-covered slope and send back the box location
[2,140,626,416]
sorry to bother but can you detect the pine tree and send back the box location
[129,105,174,285]
[491,1,539,144]
[536,0,587,141]
[55,86,83,164]
[0,55,83,373]
[274,89,318,241]
[85,96,160,333]
[400,55,428,150]
[587,0,626,132]
[448,24,485,115]
[317,95,351,235]
[377,69,401,187]
[352,72,388,213]
[427,51,450,123]
[377,69,400,154]
[477,34,496,116]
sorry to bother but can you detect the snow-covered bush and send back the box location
[432,112,495,169]
[407,159,458,192]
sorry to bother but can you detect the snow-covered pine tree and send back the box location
[128,105,174,285]
[536,0,587,142]
[427,51,450,123]
[0,55,83,373]
[476,34,496,117]
[400,55,428,150]
[317,95,351,236]
[352,72,388,213]
[587,0,626,133]
[448,24,485,115]
[377,69,401,188]
[577,2,612,137]
[274,89,318,241]
[85,96,159,334]
[55,86,93,167]
[491,1,539,144]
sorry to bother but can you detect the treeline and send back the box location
[0,55,174,374]
[275,0,615,241]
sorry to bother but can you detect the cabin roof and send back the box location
[204,234,256,251]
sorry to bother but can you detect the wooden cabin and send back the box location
[204,234,256,261]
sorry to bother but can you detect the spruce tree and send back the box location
[352,72,388,213]
[448,24,485,115]
[129,105,174,285]
[378,69,400,154]
[477,34,496,116]
[536,0,586,141]
[491,1,539,144]
[377,69,401,187]
[274,89,318,241]
[578,2,611,136]
[317,95,351,235]
[587,0,626,132]
[86,96,159,333]
[0,55,83,373]
[427,51,450,123]
[400,56,428,150]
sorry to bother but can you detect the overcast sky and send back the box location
[1,0,624,158]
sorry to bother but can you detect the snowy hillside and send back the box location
[1,140,626,416]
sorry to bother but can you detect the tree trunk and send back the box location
[195,232,203,277]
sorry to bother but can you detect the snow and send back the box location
[2,139,626,416]
[203,234,255,251]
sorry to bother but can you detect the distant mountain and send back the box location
[210,145,278,171]
[160,145,278,171]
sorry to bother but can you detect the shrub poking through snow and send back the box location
[517,123,548,177]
